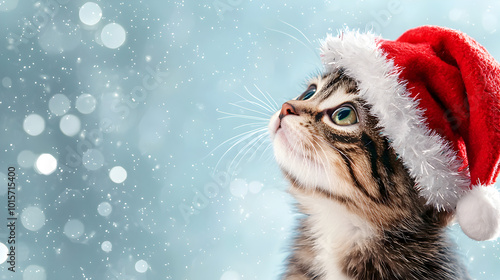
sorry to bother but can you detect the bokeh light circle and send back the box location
[21,206,46,231]
[64,219,85,239]
[60,114,81,137]
[109,166,127,183]
[79,2,102,26]
[101,241,112,252]
[97,202,112,216]
[23,265,46,280]
[49,94,71,116]
[101,23,126,49]
[75,93,97,114]
[0,242,8,264]
[23,114,45,136]
[135,259,149,273]
[35,154,57,175]
[82,149,104,171]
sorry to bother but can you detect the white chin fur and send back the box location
[269,113,333,189]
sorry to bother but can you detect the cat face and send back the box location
[269,70,416,218]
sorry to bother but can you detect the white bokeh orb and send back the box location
[0,242,8,264]
[75,93,97,114]
[35,154,57,175]
[230,179,248,198]
[2,77,12,88]
[48,94,71,116]
[23,264,46,280]
[101,241,112,253]
[82,149,104,171]
[135,259,149,273]
[0,0,18,12]
[221,270,241,280]
[109,166,127,183]
[101,23,126,49]
[79,2,102,26]
[20,206,46,232]
[248,181,263,194]
[17,150,37,168]
[63,219,85,239]
[23,114,45,136]
[60,114,81,137]
[97,202,112,217]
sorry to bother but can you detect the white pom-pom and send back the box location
[456,185,500,241]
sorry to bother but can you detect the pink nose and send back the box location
[279,102,297,119]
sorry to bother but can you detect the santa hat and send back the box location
[320,25,500,241]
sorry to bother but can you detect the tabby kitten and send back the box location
[269,70,470,280]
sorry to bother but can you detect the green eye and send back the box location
[332,105,358,126]
[297,85,317,101]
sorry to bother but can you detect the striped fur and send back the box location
[269,71,470,279]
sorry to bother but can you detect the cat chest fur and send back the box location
[285,188,470,280]
[293,192,375,280]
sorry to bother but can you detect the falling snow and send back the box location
[0,1,499,279]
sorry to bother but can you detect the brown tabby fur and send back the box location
[271,70,470,280]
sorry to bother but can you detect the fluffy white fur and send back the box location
[320,31,470,211]
[456,184,500,241]
[269,112,338,190]
[292,189,375,279]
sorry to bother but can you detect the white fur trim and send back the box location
[320,31,470,211]
[456,185,500,241]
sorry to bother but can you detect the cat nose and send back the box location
[280,102,298,120]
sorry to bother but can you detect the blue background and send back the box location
[0,0,499,279]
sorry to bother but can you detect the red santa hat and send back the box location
[320,25,500,241]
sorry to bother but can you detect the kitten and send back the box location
[269,70,471,280]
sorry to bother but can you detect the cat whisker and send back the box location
[297,140,318,191]
[243,86,278,113]
[229,102,273,118]
[266,27,318,59]
[306,140,321,192]
[210,127,268,171]
[259,142,274,161]
[233,92,274,115]
[279,20,315,50]
[304,136,333,192]
[217,110,269,121]
[233,121,269,130]
[253,84,280,111]
[230,131,269,171]
[245,132,271,161]
[215,129,268,173]
[214,84,276,174]
[311,137,334,190]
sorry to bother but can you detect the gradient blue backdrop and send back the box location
[0,0,499,279]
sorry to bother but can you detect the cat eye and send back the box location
[331,105,358,126]
[297,85,317,101]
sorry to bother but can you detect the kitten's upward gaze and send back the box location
[269,26,500,280]
[270,71,467,280]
